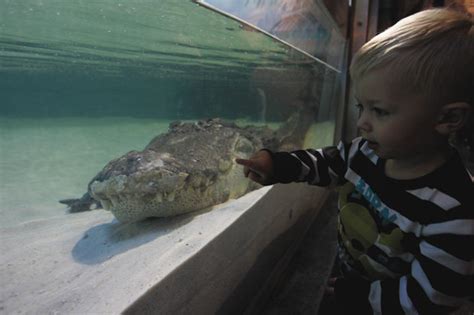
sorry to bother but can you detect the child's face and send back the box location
[353,68,444,162]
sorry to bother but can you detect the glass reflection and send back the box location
[196,0,346,70]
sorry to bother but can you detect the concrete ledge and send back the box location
[1,183,329,314]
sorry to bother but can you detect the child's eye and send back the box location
[355,103,363,113]
[372,107,389,117]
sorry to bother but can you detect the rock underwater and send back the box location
[60,109,314,223]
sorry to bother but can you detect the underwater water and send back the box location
[0,0,344,227]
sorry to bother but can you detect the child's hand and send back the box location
[235,150,275,185]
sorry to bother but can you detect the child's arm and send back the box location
[236,142,351,186]
[335,255,472,314]
[334,230,474,314]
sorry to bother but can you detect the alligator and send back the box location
[60,106,316,223]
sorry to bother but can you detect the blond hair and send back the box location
[350,8,473,106]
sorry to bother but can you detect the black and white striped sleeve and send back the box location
[268,141,351,186]
[368,230,474,314]
[369,184,474,314]
[374,225,473,314]
[337,226,473,314]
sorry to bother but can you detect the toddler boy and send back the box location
[236,8,473,314]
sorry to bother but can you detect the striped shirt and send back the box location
[268,137,474,314]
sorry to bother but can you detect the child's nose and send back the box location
[356,111,372,132]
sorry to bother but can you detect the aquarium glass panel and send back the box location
[0,0,346,227]
[196,0,346,70]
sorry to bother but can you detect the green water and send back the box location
[1,0,297,78]
[0,0,342,227]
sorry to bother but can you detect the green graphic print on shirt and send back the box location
[338,181,411,281]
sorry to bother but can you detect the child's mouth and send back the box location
[367,140,378,149]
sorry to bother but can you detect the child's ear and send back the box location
[435,102,471,135]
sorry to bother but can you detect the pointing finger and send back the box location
[235,158,252,167]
